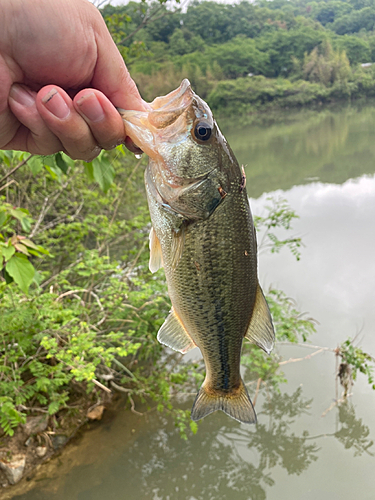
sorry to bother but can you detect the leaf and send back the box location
[27,156,44,175]
[5,253,35,293]
[92,154,115,192]
[20,217,32,233]
[0,211,7,227]
[43,158,62,182]
[84,162,95,182]
[2,245,15,261]
[21,238,40,250]
[190,420,198,434]
[55,152,69,174]
[14,243,30,255]
[9,207,28,221]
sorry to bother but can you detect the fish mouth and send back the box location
[119,79,195,158]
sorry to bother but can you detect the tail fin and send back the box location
[191,379,256,424]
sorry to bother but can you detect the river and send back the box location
[12,103,375,500]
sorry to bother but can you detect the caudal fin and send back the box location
[191,379,256,424]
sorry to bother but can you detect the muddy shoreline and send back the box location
[0,392,118,497]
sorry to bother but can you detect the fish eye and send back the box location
[194,122,212,142]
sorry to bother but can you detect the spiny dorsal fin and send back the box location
[149,226,163,273]
[245,284,275,355]
[157,308,196,353]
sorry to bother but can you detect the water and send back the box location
[13,104,375,500]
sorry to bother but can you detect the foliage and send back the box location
[339,339,375,391]
[0,148,179,437]
[241,201,316,390]
[101,0,375,115]
[303,40,351,86]
[254,196,302,260]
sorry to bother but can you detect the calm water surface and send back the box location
[13,104,375,500]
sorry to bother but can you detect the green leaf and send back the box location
[5,253,35,293]
[84,162,95,182]
[9,207,28,221]
[44,158,62,182]
[190,420,198,434]
[92,153,115,192]
[20,217,32,233]
[55,152,69,174]
[27,156,44,175]
[0,211,7,227]
[2,245,15,261]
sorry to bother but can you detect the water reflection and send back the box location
[103,388,318,500]
[221,105,375,197]
[14,386,374,500]
[334,402,374,457]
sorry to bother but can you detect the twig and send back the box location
[110,381,133,393]
[124,240,147,279]
[30,196,49,238]
[277,342,335,352]
[128,394,143,416]
[0,179,17,192]
[253,378,262,407]
[119,4,167,44]
[321,394,353,417]
[92,378,112,394]
[55,289,88,301]
[40,256,82,288]
[112,358,136,380]
[278,348,326,366]
[0,154,33,185]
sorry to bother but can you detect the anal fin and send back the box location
[245,284,275,354]
[157,308,196,353]
[149,226,163,273]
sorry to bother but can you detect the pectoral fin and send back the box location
[157,308,196,353]
[245,284,275,354]
[149,226,163,273]
[170,225,186,270]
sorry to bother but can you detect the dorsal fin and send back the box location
[149,226,163,273]
[245,284,275,354]
[157,308,196,353]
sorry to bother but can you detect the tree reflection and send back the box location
[334,401,374,457]
[13,390,375,500]
[121,387,318,500]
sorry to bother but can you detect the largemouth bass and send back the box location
[120,80,275,424]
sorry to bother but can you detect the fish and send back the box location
[120,79,275,424]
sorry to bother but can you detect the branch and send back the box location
[0,154,33,185]
[119,4,167,44]
[278,348,327,366]
[128,394,143,416]
[92,378,112,394]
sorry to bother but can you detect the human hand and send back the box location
[0,0,145,160]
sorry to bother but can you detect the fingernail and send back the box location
[77,93,105,122]
[9,84,35,107]
[42,89,70,119]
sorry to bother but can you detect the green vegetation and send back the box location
[1,152,374,439]
[101,0,375,115]
[2,0,375,442]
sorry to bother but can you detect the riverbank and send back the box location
[132,67,375,119]
[0,392,113,490]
